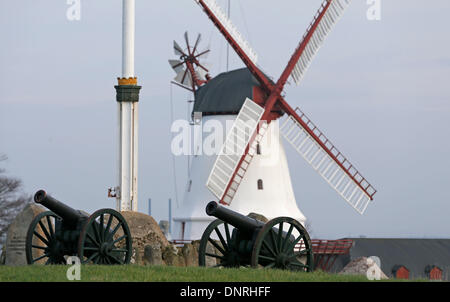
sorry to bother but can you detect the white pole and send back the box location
[132,101,138,212]
[122,0,135,78]
[116,0,139,212]
[120,103,132,211]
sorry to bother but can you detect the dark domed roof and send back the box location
[193,68,261,115]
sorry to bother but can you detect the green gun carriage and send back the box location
[26,190,132,265]
[198,201,314,271]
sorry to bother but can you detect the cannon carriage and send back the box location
[198,201,314,271]
[26,190,132,265]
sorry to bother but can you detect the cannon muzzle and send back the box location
[34,190,85,228]
[206,201,264,235]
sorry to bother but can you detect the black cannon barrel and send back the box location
[34,190,84,227]
[206,201,264,234]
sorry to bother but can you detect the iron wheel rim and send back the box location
[77,208,132,265]
[25,211,65,265]
[198,219,239,268]
[251,217,314,271]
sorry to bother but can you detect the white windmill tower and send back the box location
[170,0,377,241]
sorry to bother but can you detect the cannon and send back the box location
[25,190,132,265]
[198,201,314,271]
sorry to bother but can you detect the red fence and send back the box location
[297,239,353,272]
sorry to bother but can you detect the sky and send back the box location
[1,0,449,240]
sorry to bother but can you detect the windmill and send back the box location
[169,32,211,91]
[170,0,377,241]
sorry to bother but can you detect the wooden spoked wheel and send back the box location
[25,211,65,265]
[251,217,314,271]
[198,219,241,268]
[77,208,132,264]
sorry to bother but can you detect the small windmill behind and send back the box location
[169,32,211,91]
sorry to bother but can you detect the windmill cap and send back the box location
[193,68,266,115]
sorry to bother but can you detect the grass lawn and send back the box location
[0,265,407,282]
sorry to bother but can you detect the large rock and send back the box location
[120,211,170,265]
[5,204,46,266]
[340,257,388,280]
[143,243,163,266]
[162,245,185,267]
[181,243,198,267]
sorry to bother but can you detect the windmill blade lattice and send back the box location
[169,32,211,90]
[291,0,351,85]
[206,98,267,205]
[195,0,258,65]
[279,107,376,214]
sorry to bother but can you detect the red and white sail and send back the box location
[195,0,258,65]
[279,107,376,214]
[291,0,352,85]
[206,98,266,205]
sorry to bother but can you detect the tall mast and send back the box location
[122,0,135,79]
[114,0,141,212]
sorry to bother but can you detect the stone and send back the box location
[191,240,201,265]
[340,257,388,280]
[191,240,218,267]
[206,242,220,267]
[162,245,185,267]
[5,204,46,266]
[143,243,163,266]
[181,243,198,267]
[0,245,6,265]
[247,213,269,223]
[119,211,170,265]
